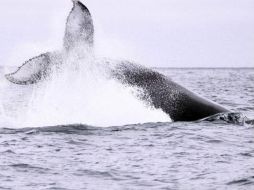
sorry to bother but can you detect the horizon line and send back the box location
[1,65,253,69]
[153,67,254,69]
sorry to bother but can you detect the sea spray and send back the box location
[1,46,170,128]
[21,55,169,127]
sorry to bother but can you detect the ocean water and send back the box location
[0,67,253,190]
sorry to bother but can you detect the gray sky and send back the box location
[0,0,253,67]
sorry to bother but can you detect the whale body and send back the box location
[5,0,229,122]
[112,62,228,121]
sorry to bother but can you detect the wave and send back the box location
[0,122,173,135]
[0,115,253,135]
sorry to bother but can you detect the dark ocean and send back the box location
[0,68,253,190]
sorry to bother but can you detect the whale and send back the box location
[5,0,230,122]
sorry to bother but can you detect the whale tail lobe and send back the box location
[64,0,94,52]
[5,52,62,85]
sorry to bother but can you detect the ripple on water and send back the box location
[9,163,51,174]
[227,176,254,186]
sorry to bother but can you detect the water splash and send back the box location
[1,48,170,128]
[200,112,249,125]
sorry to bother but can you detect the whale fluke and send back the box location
[5,0,93,85]
[64,0,94,52]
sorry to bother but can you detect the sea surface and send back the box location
[0,67,254,190]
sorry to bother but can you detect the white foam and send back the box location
[1,49,170,128]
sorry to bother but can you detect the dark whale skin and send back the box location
[113,62,228,121]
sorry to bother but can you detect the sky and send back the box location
[0,0,253,67]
